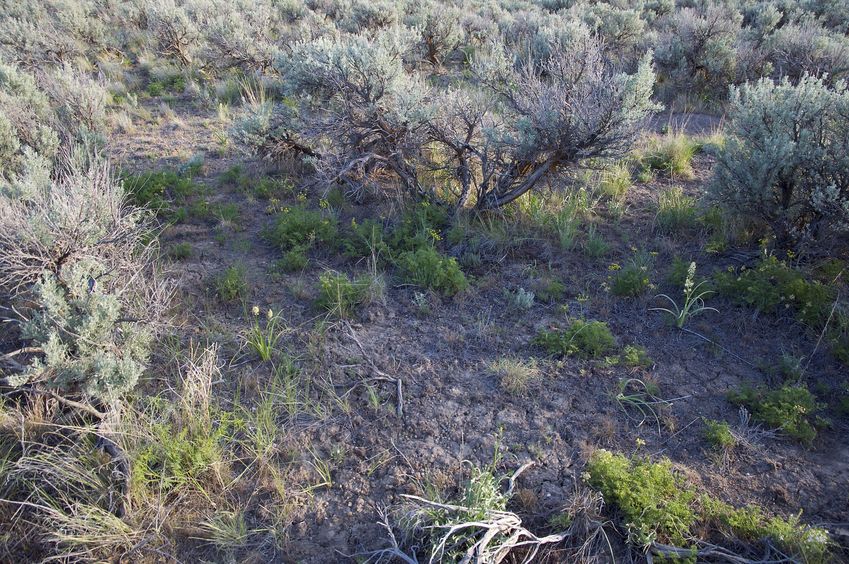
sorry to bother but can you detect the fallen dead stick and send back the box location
[96,431,131,518]
[25,388,108,419]
[680,327,757,369]
[650,541,797,564]
[335,376,403,418]
[23,388,131,516]
[342,321,404,418]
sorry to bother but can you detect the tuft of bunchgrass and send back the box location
[491,357,540,395]
[637,132,698,179]
[655,186,697,233]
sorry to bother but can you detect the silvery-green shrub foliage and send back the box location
[766,20,849,83]
[0,58,109,182]
[453,32,660,209]
[241,23,659,209]
[0,0,110,66]
[576,2,650,64]
[0,60,59,181]
[0,154,170,402]
[654,6,749,99]
[711,75,849,248]
[405,1,465,66]
[273,27,430,198]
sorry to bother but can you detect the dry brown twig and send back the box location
[650,541,797,563]
[341,321,404,418]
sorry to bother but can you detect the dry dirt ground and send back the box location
[108,97,849,562]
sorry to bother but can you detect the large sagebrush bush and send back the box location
[0,0,110,67]
[0,57,109,183]
[654,6,749,100]
[765,20,849,83]
[710,75,849,249]
[0,152,172,402]
[0,60,60,180]
[236,25,658,210]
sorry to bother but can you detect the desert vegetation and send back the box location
[1,0,848,562]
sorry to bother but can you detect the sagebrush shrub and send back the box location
[0,154,171,401]
[710,75,849,248]
[766,21,849,84]
[654,6,746,100]
[0,60,59,181]
[244,26,658,210]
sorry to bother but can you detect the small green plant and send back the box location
[714,255,835,327]
[667,256,703,288]
[122,169,204,213]
[132,347,235,496]
[535,319,616,358]
[504,287,535,310]
[703,419,736,451]
[215,265,247,302]
[700,498,831,564]
[213,202,240,224]
[395,246,468,296]
[728,384,824,445]
[343,218,389,260]
[714,256,848,364]
[147,81,165,97]
[774,352,804,382]
[655,186,697,233]
[315,271,371,319]
[621,345,653,368]
[306,448,333,491]
[611,263,651,297]
[600,162,632,200]
[246,307,284,362]
[491,357,540,395]
[275,246,309,272]
[535,278,565,303]
[388,200,449,252]
[406,443,518,561]
[582,224,609,258]
[255,176,294,199]
[266,205,338,254]
[651,262,717,328]
[586,450,831,561]
[219,164,247,188]
[167,242,192,260]
[197,510,251,550]
[412,291,431,315]
[615,378,671,431]
[586,449,696,546]
[699,205,729,253]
